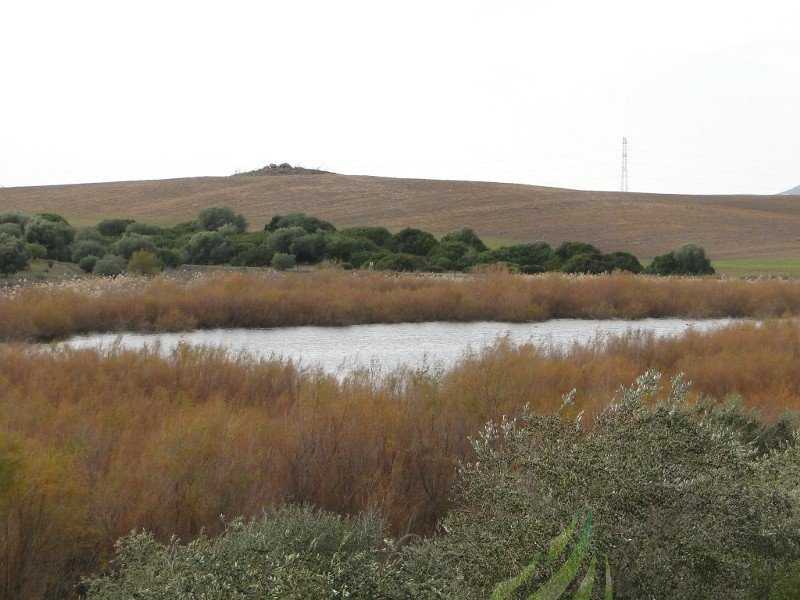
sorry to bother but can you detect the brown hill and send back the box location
[1,173,799,259]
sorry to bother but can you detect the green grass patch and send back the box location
[713,256,800,277]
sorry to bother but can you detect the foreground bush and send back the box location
[84,507,400,599]
[83,374,800,599]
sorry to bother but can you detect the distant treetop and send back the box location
[234,163,333,176]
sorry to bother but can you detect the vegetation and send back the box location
[4,269,800,341]
[0,233,29,276]
[0,207,715,279]
[72,367,800,598]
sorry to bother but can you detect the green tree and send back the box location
[338,226,392,247]
[270,252,296,270]
[265,213,335,234]
[442,227,489,252]
[290,233,330,263]
[97,219,134,237]
[71,240,108,263]
[184,231,234,265]
[113,233,158,259]
[195,206,248,233]
[23,216,75,261]
[389,228,438,256]
[0,233,30,275]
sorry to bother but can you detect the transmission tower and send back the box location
[620,137,628,192]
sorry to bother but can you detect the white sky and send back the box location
[1,0,798,194]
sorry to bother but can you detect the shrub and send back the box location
[673,242,714,275]
[290,233,330,263]
[647,243,714,276]
[324,235,379,262]
[561,252,613,274]
[607,250,643,273]
[184,231,235,265]
[24,216,75,261]
[474,242,552,271]
[26,243,47,260]
[92,254,127,277]
[0,212,30,228]
[113,233,158,260]
[74,227,108,244]
[156,247,186,268]
[350,249,390,268]
[399,372,800,598]
[265,213,335,234]
[195,206,248,233]
[78,255,99,273]
[232,245,274,267]
[97,219,134,237]
[389,228,438,256]
[71,240,108,263]
[125,222,164,236]
[265,227,307,254]
[442,227,488,252]
[375,252,426,272]
[271,253,296,270]
[428,240,471,266]
[338,226,392,247]
[83,507,399,599]
[0,223,22,238]
[127,250,163,276]
[0,233,30,275]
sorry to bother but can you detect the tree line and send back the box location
[0,206,714,277]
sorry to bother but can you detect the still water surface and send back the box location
[64,318,736,375]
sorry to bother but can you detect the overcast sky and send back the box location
[1,0,798,194]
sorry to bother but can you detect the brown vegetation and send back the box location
[2,270,800,342]
[3,320,800,595]
[0,173,798,258]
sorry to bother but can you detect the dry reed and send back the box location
[2,269,800,341]
[3,320,800,595]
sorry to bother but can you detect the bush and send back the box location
[389,228,438,256]
[0,212,30,229]
[195,206,248,233]
[83,507,399,599]
[0,223,22,238]
[399,373,800,599]
[74,227,108,244]
[324,235,379,262]
[290,233,330,263]
[442,227,488,252]
[127,250,163,276]
[156,247,186,268]
[474,242,552,271]
[338,226,392,247]
[232,245,274,267]
[113,233,158,260]
[265,227,307,254]
[184,231,235,265]
[78,255,99,273]
[71,240,108,263]
[24,216,75,261]
[428,240,471,266]
[92,254,127,277]
[26,243,47,260]
[350,249,390,268]
[0,233,30,275]
[561,252,613,274]
[375,253,426,272]
[607,250,643,273]
[271,253,296,270]
[647,243,714,276]
[125,222,164,236]
[265,213,335,234]
[97,219,134,237]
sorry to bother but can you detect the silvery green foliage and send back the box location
[398,372,800,599]
[83,505,409,599]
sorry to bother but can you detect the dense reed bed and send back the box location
[2,269,800,340]
[3,320,800,596]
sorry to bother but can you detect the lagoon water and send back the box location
[63,318,736,376]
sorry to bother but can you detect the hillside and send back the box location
[780,185,800,195]
[1,173,799,259]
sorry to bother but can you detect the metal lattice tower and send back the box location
[620,137,628,192]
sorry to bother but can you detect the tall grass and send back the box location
[3,321,800,595]
[3,269,800,340]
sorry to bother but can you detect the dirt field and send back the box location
[1,173,798,259]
